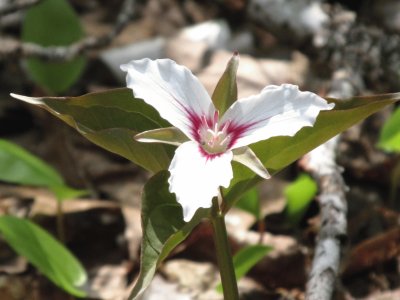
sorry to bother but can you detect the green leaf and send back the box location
[378,106,400,152]
[235,187,260,220]
[0,139,86,201]
[128,171,208,300]
[224,92,400,206]
[0,216,87,297]
[216,245,272,293]
[12,90,400,204]
[50,185,88,202]
[284,173,317,226]
[11,89,175,173]
[22,0,86,93]
[211,53,239,114]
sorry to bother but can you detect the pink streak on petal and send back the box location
[198,145,224,161]
[225,121,254,149]
[121,59,215,141]
[221,84,334,149]
[186,111,204,144]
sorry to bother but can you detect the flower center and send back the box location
[198,111,231,154]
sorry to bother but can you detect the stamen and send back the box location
[221,120,231,134]
[201,115,208,127]
[197,111,232,154]
[213,110,219,125]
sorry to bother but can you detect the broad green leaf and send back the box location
[216,245,272,293]
[284,173,317,226]
[22,0,86,93]
[211,53,239,114]
[128,171,208,300]
[224,92,400,206]
[235,187,260,220]
[0,139,86,201]
[378,106,400,152]
[11,89,175,173]
[0,216,87,297]
[12,90,400,205]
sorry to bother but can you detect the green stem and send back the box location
[211,198,239,300]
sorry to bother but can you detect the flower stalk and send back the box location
[211,197,239,300]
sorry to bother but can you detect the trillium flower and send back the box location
[121,55,334,221]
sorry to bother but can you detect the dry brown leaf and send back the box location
[343,227,400,276]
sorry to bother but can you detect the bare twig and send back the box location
[302,69,362,300]
[0,0,42,16]
[246,5,400,295]
[302,135,346,300]
[246,4,365,297]
[246,5,373,297]
[0,0,135,61]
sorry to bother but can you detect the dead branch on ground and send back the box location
[0,0,42,16]
[0,0,135,61]
[301,69,361,300]
[246,2,386,298]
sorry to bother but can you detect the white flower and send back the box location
[121,56,334,221]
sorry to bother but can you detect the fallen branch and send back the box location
[0,0,42,16]
[247,2,400,298]
[302,69,362,300]
[302,135,346,300]
[0,0,135,61]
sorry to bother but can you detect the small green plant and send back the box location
[0,216,87,297]
[11,55,400,299]
[0,139,87,296]
[284,173,318,226]
[22,0,86,94]
[378,106,400,203]
[235,187,261,221]
[216,244,272,293]
[378,106,400,152]
[0,139,86,200]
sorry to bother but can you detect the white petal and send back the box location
[121,59,215,140]
[221,84,334,148]
[168,141,233,221]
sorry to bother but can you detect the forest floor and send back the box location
[1,0,400,299]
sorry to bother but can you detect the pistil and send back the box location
[198,111,231,154]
